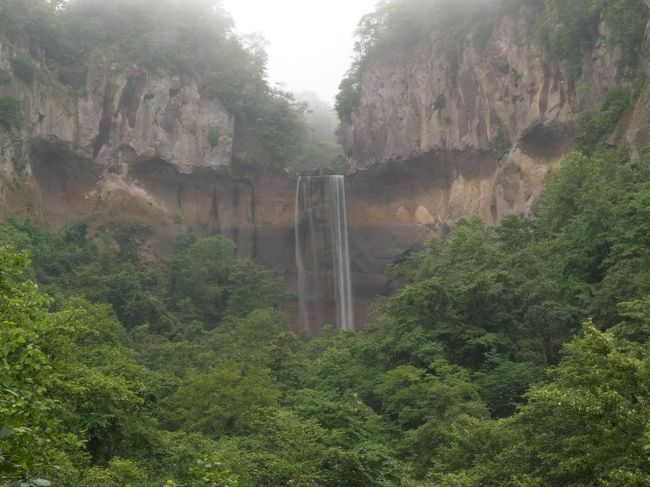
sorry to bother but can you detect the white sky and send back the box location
[222,0,378,103]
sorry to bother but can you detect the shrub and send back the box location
[492,124,512,160]
[207,127,220,148]
[11,54,37,83]
[434,94,446,111]
[0,69,10,85]
[542,0,649,79]
[574,86,639,154]
[0,95,21,131]
[335,67,361,123]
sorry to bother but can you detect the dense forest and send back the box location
[2,0,650,486]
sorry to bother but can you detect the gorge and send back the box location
[0,0,649,332]
[4,0,650,485]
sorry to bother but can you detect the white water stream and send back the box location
[295,175,354,330]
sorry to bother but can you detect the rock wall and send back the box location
[342,6,641,229]
[0,44,291,238]
[336,3,650,325]
[1,2,649,329]
[0,43,299,313]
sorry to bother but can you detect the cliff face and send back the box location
[333,3,650,323]
[1,2,649,329]
[0,42,296,290]
[343,6,648,232]
[1,45,234,217]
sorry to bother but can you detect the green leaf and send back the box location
[0,426,12,438]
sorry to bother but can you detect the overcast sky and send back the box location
[222,0,378,103]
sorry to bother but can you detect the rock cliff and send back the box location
[343,2,650,231]
[1,1,649,328]
[333,1,650,324]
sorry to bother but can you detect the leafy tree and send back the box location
[169,362,281,437]
[0,247,60,482]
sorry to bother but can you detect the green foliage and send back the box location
[207,127,220,148]
[12,148,30,174]
[511,322,650,485]
[0,68,10,85]
[80,459,147,487]
[574,85,640,153]
[189,457,240,487]
[492,124,511,160]
[203,63,310,167]
[250,90,309,167]
[542,0,601,79]
[0,0,67,66]
[543,0,648,78]
[2,141,650,484]
[60,0,234,74]
[11,53,37,83]
[593,0,649,70]
[0,246,56,481]
[0,95,21,131]
[0,221,284,334]
[170,362,281,436]
[335,67,361,123]
[0,0,320,169]
[166,236,283,326]
[291,92,347,176]
[0,3,649,485]
[433,93,446,111]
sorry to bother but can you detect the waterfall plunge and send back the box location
[295,176,354,331]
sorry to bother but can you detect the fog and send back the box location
[222,0,378,103]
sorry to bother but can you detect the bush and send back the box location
[336,67,361,123]
[0,95,21,131]
[542,0,649,79]
[12,145,29,174]
[574,86,639,153]
[434,94,446,111]
[492,124,511,160]
[207,127,220,148]
[11,53,37,83]
[0,69,10,85]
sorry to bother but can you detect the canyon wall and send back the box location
[0,44,296,265]
[0,43,301,317]
[338,3,650,322]
[343,9,626,228]
[1,1,650,328]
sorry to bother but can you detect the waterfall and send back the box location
[295,175,354,331]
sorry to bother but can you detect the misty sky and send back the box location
[222,0,378,103]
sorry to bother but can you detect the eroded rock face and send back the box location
[0,44,243,232]
[0,41,308,320]
[0,3,649,330]
[334,5,650,325]
[343,9,627,231]
[80,56,235,175]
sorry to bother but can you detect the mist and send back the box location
[222,0,378,103]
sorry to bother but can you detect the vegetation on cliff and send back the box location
[0,0,343,174]
[337,0,649,122]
